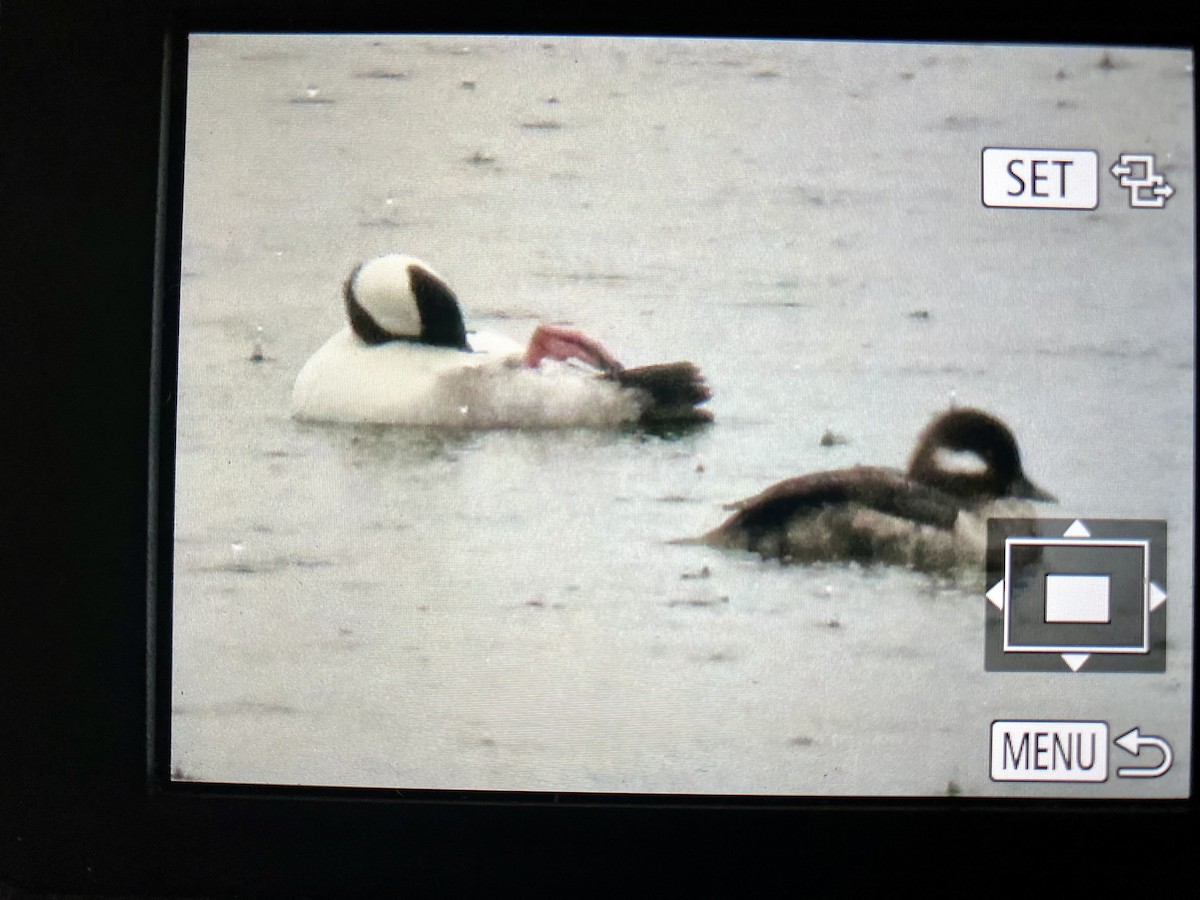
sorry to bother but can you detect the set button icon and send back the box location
[981,148,1174,210]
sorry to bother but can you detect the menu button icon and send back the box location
[991,721,1109,782]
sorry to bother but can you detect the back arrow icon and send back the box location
[1114,728,1173,778]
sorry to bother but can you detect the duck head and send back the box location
[907,408,1056,503]
[343,254,470,350]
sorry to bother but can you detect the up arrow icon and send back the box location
[1114,728,1174,778]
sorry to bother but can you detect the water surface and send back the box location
[172,35,1194,796]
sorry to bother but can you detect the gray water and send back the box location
[172,35,1194,796]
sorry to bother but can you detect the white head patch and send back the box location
[351,254,446,339]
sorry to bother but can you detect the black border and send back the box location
[2,1,1197,895]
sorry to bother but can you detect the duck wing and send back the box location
[716,466,961,534]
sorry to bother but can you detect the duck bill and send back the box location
[1013,474,1056,503]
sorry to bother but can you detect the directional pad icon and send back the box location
[984,518,1167,673]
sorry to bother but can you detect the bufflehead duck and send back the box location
[291,254,712,427]
[694,408,1055,572]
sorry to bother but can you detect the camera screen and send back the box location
[170,33,1193,798]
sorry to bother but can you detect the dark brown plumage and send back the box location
[610,362,714,423]
[696,408,1054,568]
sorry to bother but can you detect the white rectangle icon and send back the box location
[1045,574,1111,623]
[982,148,1098,209]
[991,721,1109,782]
[1002,537,1151,654]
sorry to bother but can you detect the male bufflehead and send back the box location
[291,254,712,427]
[694,408,1055,573]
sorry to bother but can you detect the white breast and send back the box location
[291,327,644,428]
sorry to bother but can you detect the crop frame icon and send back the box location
[984,518,1167,673]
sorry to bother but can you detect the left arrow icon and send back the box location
[1114,728,1174,778]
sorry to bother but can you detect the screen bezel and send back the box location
[2,0,1195,894]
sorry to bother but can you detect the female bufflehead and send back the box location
[694,408,1055,573]
[291,254,712,427]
